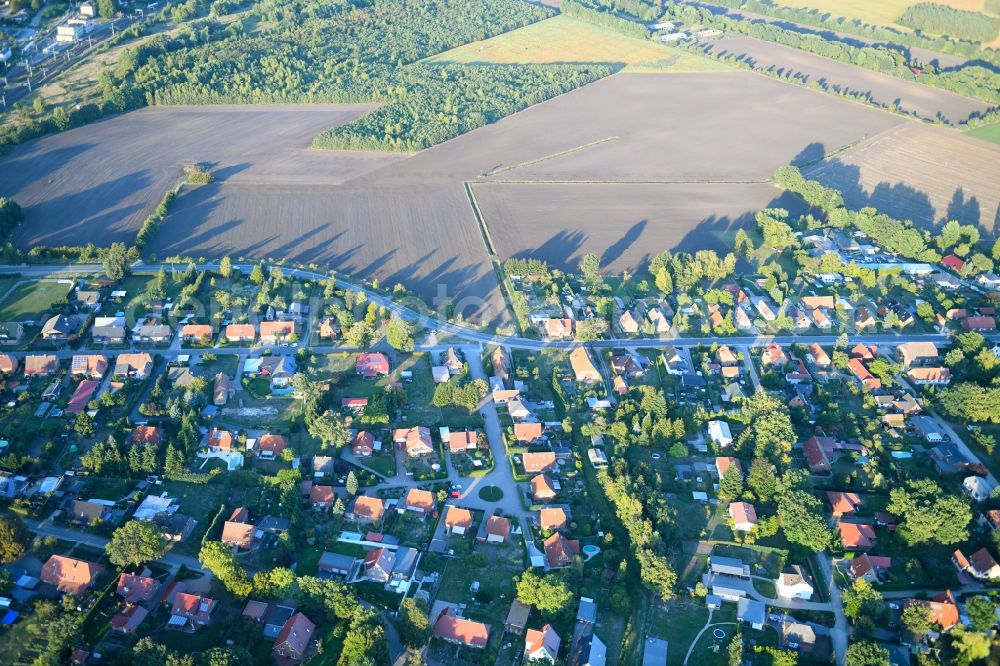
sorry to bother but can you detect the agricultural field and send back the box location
[459,72,901,182]
[697,35,992,123]
[474,181,808,273]
[426,14,733,72]
[0,104,401,248]
[804,123,1000,233]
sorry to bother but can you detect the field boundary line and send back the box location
[463,181,526,334]
[470,178,772,184]
[481,135,620,177]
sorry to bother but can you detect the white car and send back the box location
[651,453,662,460]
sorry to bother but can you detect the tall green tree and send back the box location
[102,242,132,282]
[887,479,971,545]
[845,641,889,666]
[515,571,574,614]
[106,520,166,567]
[0,513,29,563]
[386,317,415,351]
[778,490,831,552]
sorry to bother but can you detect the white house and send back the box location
[775,565,814,600]
[963,476,997,503]
[708,420,733,448]
[524,624,560,663]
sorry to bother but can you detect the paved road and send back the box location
[26,518,206,571]
[815,554,848,666]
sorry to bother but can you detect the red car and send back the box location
[450,490,461,498]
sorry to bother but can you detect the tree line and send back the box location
[560,0,652,39]
[692,0,1000,68]
[666,1,1000,106]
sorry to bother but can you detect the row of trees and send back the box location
[667,1,1000,104]
[560,0,652,39]
[690,0,1000,67]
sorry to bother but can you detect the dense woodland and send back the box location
[98,0,612,151]
[898,2,1000,44]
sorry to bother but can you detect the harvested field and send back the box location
[473,181,809,272]
[149,180,503,322]
[426,15,732,72]
[0,105,403,247]
[697,35,992,123]
[804,123,1000,233]
[448,72,901,182]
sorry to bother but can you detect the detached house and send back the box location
[776,565,813,600]
[225,323,256,344]
[260,320,295,344]
[896,342,939,368]
[168,593,216,631]
[524,624,561,663]
[41,555,103,595]
[273,612,316,663]
[544,532,580,568]
[356,352,390,378]
[445,506,474,535]
[569,347,601,383]
[544,318,574,340]
[838,522,876,551]
[394,426,433,457]
[523,451,557,474]
[433,608,490,649]
[180,324,214,343]
[114,353,153,379]
[347,495,385,524]
[24,354,59,376]
[71,354,108,379]
[728,502,757,532]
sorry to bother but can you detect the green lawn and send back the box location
[355,453,396,477]
[965,123,1000,144]
[0,281,71,320]
[650,601,710,666]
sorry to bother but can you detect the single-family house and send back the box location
[225,323,256,343]
[351,431,375,457]
[531,474,557,501]
[168,593,216,631]
[433,608,490,649]
[708,420,733,448]
[525,624,560,663]
[24,354,59,376]
[257,433,288,458]
[445,506,474,534]
[309,485,335,510]
[728,502,757,532]
[569,347,601,383]
[827,491,863,517]
[70,354,108,379]
[347,495,385,524]
[963,476,997,502]
[260,320,295,344]
[273,612,316,663]
[403,488,436,515]
[40,555,103,595]
[838,522,876,551]
[481,515,511,544]
[715,456,742,479]
[539,507,568,532]
[363,547,395,583]
[180,324,214,343]
[394,426,434,457]
[523,451,557,474]
[114,353,153,378]
[130,425,162,447]
[775,565,813,599]
[514,422,544,443]
[543,532,580,568]
[356,352,390,378]
[544,318,574,340]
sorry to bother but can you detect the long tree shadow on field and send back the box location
[14,169,155,248]
[601,220,646,268]
[944,188,981,229]
[0,142,98,193]
[211,162,253,182]
[508,230,588,273]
